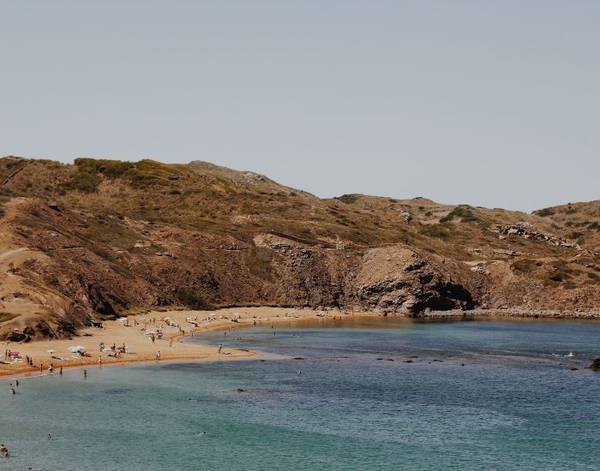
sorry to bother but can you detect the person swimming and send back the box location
[0,443,9,458]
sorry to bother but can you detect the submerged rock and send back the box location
[589,358,600,371]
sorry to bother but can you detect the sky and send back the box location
[1,1,599,212]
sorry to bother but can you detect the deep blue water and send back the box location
[1,319,600,470]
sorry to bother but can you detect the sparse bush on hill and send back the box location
[440,206,480,223]
[65,158,186,191]
[420,224,451,239]
[588,222,600,231]
[534,207,555,217]
[336,194,359,204]
[511,259,542,274]
[569,231,585,241]
[175,287,211,309]
[64,168,101,193]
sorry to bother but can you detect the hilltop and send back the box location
[0,156,599,339]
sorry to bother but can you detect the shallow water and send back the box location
[1,319,600,470]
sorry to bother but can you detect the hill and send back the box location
[0,156,599,339]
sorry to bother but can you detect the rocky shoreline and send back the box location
[416,308,600,320]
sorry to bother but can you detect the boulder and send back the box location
[589,358,600,371]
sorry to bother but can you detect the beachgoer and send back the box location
[59,367,63,376]
[218,344,223,354]
[155,351,161,361]
[10,387,16,395]
[83,369,88,379]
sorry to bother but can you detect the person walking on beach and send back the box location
[218,344,223,354]
[155,350,161,361]
[83,369,88,379]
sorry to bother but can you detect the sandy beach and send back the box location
[0,307,380,378]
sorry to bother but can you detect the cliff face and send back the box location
[0,156,599,339]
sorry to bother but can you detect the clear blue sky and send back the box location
[1,1,598,211]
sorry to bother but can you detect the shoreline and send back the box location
[2,307,599,379]
[418,308,600,321]
[0,307,381,379]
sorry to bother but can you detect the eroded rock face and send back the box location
[350,246,476,313]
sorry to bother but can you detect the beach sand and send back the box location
[0,307,380,378]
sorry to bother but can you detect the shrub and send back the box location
[511,259,541,274]
[420,224,451,239]
[535,207,555,217]
[440,206,479,223]
[175,287,210,309]
[588,222,600,231]
[337,194,359,204]
[64,169,100,193]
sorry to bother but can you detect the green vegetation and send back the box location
[545,261,579,284]
[63,158,188,193]
[420,224,451,239]
[64,167,101,193]
[175,287,211,309]
[0,312,18,323]
[80,218,140,249]
[440,206,480,223]
[336,194,359,204]
[534,207,555,217]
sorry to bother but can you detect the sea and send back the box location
[1,318,599,470]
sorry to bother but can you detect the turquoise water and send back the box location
[2,319,600,470]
